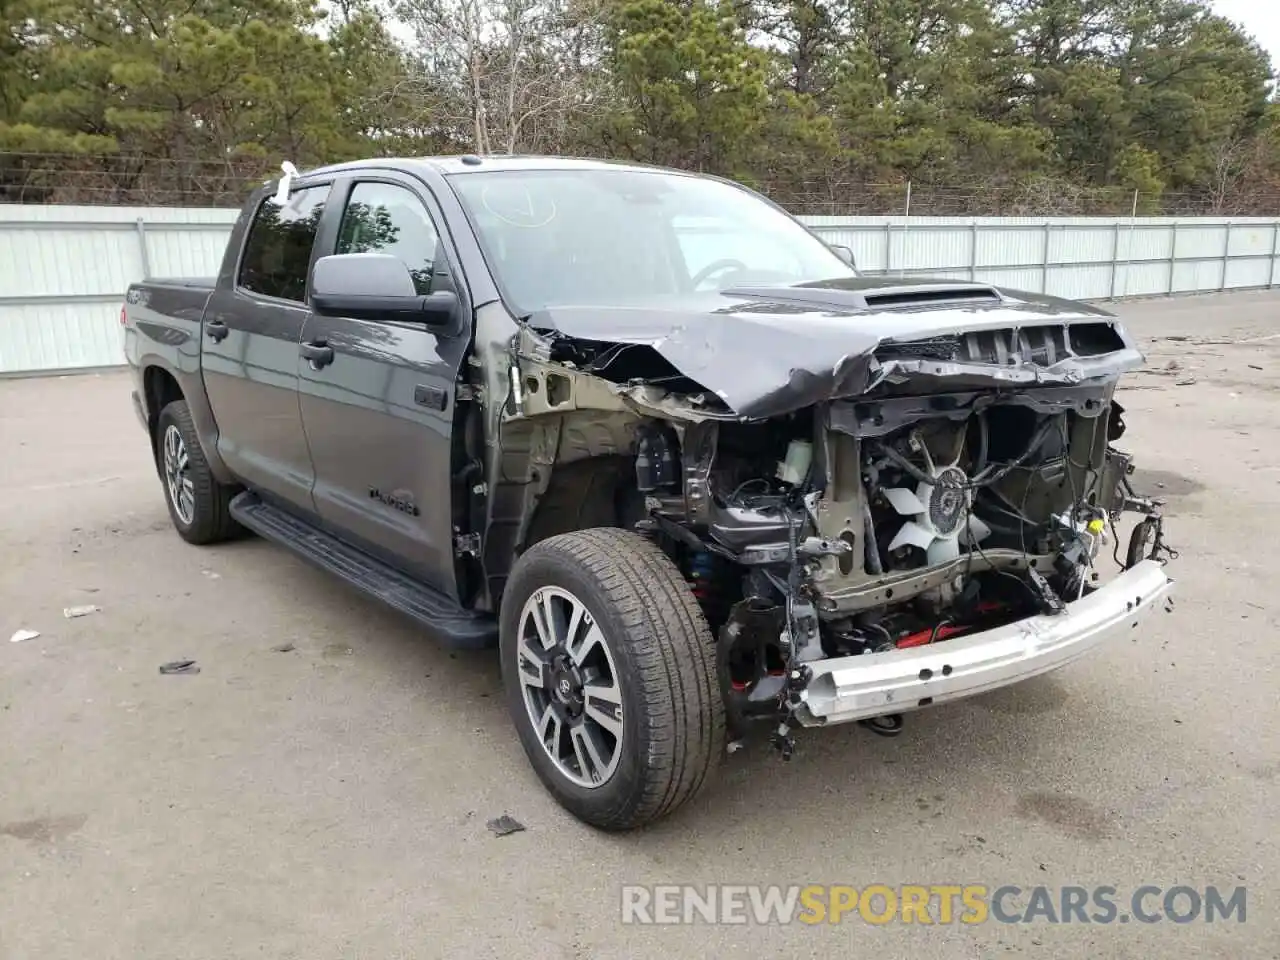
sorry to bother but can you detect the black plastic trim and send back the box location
[229,492,497,648]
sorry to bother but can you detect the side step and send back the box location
[230,493,497,649]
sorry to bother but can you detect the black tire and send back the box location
[155,400,241,545]
[500,529,725,830]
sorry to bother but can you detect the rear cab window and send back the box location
[238,186,330,302]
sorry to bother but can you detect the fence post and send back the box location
[1269,222,1279,289]
[900,181,912,278]
[1119,190,1139,299]
[968,220,978,281]
[1167,222,1178,295]
[1220,222,1231,292]
[135,218,152,280]
[884,221,892,276]
[1108,220,1121,299]
[1041,222,1051,294]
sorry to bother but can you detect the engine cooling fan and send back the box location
[882,452,991,565]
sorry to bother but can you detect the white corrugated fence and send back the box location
[0,205,238,374]
[2,204,1278,374]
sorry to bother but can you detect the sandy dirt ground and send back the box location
[1,291,1277,959]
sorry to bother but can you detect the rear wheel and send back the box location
[500,529,724,830]
[156,400,241,545]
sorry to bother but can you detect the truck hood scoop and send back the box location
[721,280,1005,311]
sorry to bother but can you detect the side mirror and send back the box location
[829,244,856,268]
[310,253,458,329]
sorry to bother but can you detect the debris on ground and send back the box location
[1174,378,1197,386]
[201,570,221,580]
[62,605,100,619]
[8,629,40,643]
[486,815,526,837]
[159,659,200,675]
[1248,364,1263,371]
[271,642,296,653]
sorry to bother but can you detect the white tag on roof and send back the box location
[270,161,299,205]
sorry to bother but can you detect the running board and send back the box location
[229,493,497,649]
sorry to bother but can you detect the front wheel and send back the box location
[500,529,724,830]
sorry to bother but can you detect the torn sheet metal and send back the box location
[527,277,1139,420]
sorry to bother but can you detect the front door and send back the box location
[202,183,331,509]
[296,176,469,596]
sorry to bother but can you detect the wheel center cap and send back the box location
[550,659,584,710]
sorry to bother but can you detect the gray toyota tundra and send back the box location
[124,156,1175,829]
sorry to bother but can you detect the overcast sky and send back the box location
[1213,1,1280,68]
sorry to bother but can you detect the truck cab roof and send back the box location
[300,154,679,181]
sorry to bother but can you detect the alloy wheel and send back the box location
[515,586,624,788]
[162,424,196,525]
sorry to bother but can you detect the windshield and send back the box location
[448,168,855,314]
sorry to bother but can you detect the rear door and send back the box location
[202,183,331,509]
[296,175,469,595]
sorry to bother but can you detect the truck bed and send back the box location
[125,278,215,329]
[123,277,219,452]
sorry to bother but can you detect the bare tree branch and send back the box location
[392,0,609,155]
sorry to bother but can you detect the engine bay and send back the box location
[631,388,1172,740]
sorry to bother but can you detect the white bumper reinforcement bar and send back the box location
[795,560,1174,727]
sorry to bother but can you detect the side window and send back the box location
[238,186,330,302]
[336,182,440,295]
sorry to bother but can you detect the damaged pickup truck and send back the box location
[124,156,1175,830]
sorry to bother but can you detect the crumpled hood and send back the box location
[527,277,1143,419]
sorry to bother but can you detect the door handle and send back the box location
[300,341,335,368]
[205,319,229,343]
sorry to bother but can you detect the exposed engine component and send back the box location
[623,389,1165,740]
[634,422,680,492]
[777,439,813,485]
[880,438,990,566]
